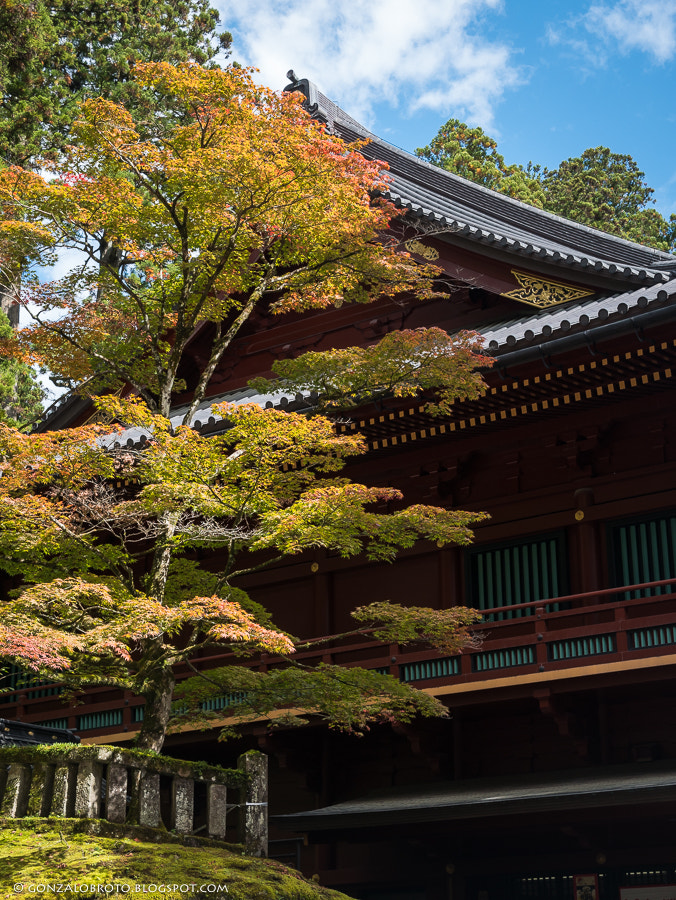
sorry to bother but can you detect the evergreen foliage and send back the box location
[0,0,231,165]
[0,308,43,426]
[418,121,676,251]
[538,147,676,251]
[416,118,545,206]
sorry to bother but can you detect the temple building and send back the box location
[5,76,676,900]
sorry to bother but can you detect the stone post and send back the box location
[206,782,228,840]
[52,764,77,817]
[0,764,31,817]
[171,776,194,835]
[105,764,128,824]
[0,765,8,809]
[138,771,161,828]
[74,759,103,818]
[238,752,268,857]
[27,763,54,816]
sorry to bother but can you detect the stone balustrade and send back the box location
[0,744,268,857]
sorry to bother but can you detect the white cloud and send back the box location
[214,0,521,128]
[585,0,676,63]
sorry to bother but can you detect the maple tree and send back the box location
[0,64,490,752]
[0,0,229,421]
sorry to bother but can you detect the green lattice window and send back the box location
[609,511,676,599]
[466,533,567,621]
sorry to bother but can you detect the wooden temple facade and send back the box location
[4,76,676,899]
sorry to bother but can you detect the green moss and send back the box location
[0,745,245,787]
[0,821,353,900]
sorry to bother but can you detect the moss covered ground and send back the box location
[0,820,353,900]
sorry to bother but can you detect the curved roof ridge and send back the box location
[284,76,676,274]
[349,126,675,268]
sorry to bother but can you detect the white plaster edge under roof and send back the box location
[479,276,676,351]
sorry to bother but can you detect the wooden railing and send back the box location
[3,577,676,734]
[0,744,268,856]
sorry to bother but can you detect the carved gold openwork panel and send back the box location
[504,270,594,308]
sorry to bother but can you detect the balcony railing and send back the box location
[3,577,676,736]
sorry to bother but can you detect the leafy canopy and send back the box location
[416,118,545,207]
[0,0,231,166]
[0,62,442,422]
[0,64,489,750]
[0,398,486,747]
[418,119,676,251]
[538,146,676,251]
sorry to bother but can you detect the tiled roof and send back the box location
[102,387,313,448]
[286,77,676,286]
[275,761,676,830]
[480,277,676,352]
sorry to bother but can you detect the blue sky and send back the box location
[214,0,676,218]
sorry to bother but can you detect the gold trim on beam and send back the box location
[337,338,676,445]
[358,360,674,450]
[504,270,594,309]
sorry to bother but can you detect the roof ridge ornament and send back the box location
[504,270,594,309]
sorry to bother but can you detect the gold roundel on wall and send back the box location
[504,270,594,309]
[404,239,440,261]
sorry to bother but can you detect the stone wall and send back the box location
[0,744,268,857]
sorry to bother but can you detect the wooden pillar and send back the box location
[572,489,602,594]
[313,567,331,636]
[452,712,462,780]
[438,547,458,608]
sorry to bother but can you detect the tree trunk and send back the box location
[0,276,20,328]
[136,667,176,753]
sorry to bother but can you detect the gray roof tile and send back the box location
[287,78,676,284]
[275,760,676,830]
[480,277,676,351]
[102,387,313,448]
